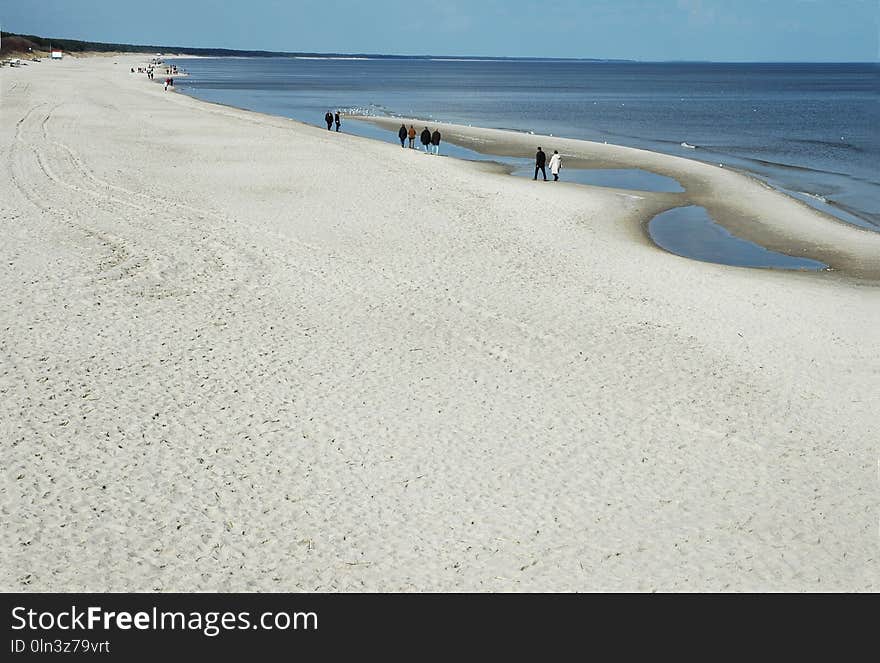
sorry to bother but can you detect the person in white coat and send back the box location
[549,150,562,181]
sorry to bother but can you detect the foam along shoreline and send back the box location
[355,115,880,280]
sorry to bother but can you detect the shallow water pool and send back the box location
[517,166,684,193]
[649,205,827,270]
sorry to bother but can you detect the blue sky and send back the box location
[4,0,877,61]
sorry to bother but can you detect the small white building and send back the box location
[51,50,63,60]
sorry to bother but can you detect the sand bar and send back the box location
[358,115,880,279]
[1,55,878,591]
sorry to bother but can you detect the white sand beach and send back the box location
[1,54,878,591]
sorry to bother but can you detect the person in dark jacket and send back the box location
[431,129,442,155]
[334,111,342,131]
[420,127,432,153]
[324,111,334,130]
[398,124,408,147]
[534,147,547,181]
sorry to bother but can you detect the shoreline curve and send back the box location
[352,114,880,280]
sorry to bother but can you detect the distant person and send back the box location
[398,124,408,147]
[534,146,547,181]
[408,125,416,148]
[324,111,334,130]
[549,150,562,181]
[334,111,341,132]
[431,129,442,155]
[420,127,432,153]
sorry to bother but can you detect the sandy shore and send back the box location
[358,115,880,279]
[1,54,878,592]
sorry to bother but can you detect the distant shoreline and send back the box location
[2,31,876,63]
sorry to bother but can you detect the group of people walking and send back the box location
[325,111,342,132]
[132,66,156,80]
[395,123,560,177]
[398,124,442,154]
[534,147,563,181]
[323,113,562,180]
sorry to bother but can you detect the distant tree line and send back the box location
[1,31,418,58]
[2,31,617,61]
[1,31,295,57]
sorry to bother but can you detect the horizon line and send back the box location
[3,30,877,64]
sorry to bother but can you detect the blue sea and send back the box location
[169,57,879,230]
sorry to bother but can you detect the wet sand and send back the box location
[359,114,880,279]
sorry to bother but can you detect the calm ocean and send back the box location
[169,57,879,229]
